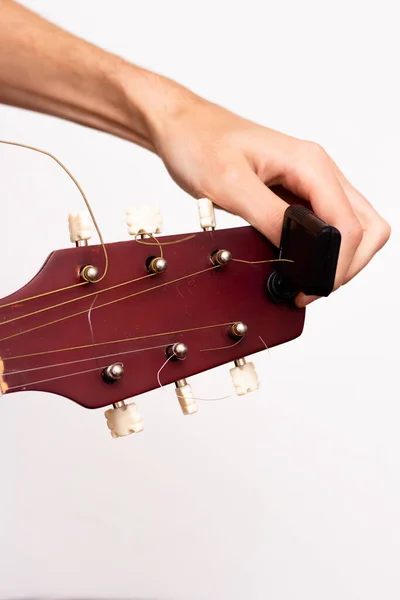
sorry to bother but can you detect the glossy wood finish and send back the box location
[0,226,305,408]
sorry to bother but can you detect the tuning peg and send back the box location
[230,358,260,396]
[104,401,144,438]
[68,211,92,246]
[197,198,216,231]
[126,204,163,237]
[175,379,198,415]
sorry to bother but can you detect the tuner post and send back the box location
[102,362,124,383]
[167,342,188,360]
[211,249,232,266]
[80,264,99,284]
[229,321,248,340]
[146,256,167,274]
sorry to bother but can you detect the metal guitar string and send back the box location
[7,364,118,391]
[0,234,197,312]
[0,140,109,284]
[258,335,271,354]
[5,342,173,378]
[156,350,232,403]
[5,317,246,390]
[135,234,196,247]
[5,326,273,398]
[87,293,98,367]
[0,266,218,343]
[0,272,155,328]
[0,255,291,328]
[0,254,293,344]
[200,336,244,353]
[4,318,245,377]
[5,321,237,362]
[156,352,176,388]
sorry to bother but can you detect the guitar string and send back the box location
[4,321,236,362]
[0,254,290,325]
[0,265,219,343]
[4,342,173,378]
[0,272,155,327]
[0,140,109,283]
[199,336,244,353]
[7,363,125,391]
[0,281,88,309]
[232,258,293,265]
[157,350,232,403]
[3,318,248,377]
[0,257,292,341]
[6,321,248,390]
[0,255,292,332]
[0,234,197,311]
[134,234,196,247]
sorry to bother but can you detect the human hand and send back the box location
[148,92,391,307]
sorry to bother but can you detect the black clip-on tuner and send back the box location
[266,205,342,303]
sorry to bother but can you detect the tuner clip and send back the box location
[266,205,341,303]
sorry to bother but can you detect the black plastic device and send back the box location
[266,205,341,303]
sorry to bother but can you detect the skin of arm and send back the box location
[0,0,390,307]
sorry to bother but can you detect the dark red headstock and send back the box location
[0,226,305,409]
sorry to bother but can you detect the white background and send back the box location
[0,1,399,599]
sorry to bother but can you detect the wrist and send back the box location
[116,62,203,153]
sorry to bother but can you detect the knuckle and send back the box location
[375,218,391,248]
[301,140,328,162]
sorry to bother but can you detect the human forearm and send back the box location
[0,0,188,151]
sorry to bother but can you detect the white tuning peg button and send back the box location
[104,401,144,439]
[230,359,260,396]
[68,211,92,245]
[175,379,198,415]
[126,205,163,237]
[197,198,216,231]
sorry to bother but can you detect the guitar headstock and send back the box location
[0,192,339,439]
